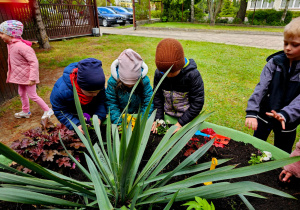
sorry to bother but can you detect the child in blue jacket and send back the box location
[106,49,154,125]
[50,58,106,133]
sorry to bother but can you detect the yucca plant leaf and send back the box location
[238,194,255,210]
[0,172,65,189]
[143,159,230,185]
[120,110,142,202]
[155,138,215,188]
[0,188,84,207]
[93,115,112,171]
[0,162,34,178]
[72,81,91,144]
[0,143,94,197]
[128,110,157,192]
[241,192,266,199]
[1,184,70,195]
[163,190,179,210]
[85,154,113,210]
[138,181,294,205]
[141,156,300,197]
[59,136,92,181]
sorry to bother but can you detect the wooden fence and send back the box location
[0,0,98,105]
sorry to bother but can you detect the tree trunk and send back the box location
[236,0,247,23]
[30,0,50,49]
[281,0,290,22]
[191,0,194,23]
[207,0,223,26]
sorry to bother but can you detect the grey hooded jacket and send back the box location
[246,51,300,129]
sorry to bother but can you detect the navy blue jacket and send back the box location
[50,62,107,130]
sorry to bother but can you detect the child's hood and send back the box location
[181,58,197,74]
[62,62,78,89]
[110,58,148,81]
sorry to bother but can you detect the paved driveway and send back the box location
[100,26,283,50]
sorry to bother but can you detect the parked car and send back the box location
[106,6,133,24]
[97,7,126,27]
[124,7,133,13]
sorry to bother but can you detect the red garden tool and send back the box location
[195,130,231,145]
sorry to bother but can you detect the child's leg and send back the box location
[25,85,50,111]
[18,84,30,112]
[273,127,296,153]
[253,118,272,141]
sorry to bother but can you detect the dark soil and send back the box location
[143,134,300,210]
[1,131,300,209]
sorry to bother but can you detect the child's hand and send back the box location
[29,80,35,86]
[245,118,258,130]
[266,110,285,130]
[173,122,182,134]
[279,169,293,183]
[151,121,157,134]
[78,125,84,134]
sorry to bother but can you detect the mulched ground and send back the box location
[1,130,300,209]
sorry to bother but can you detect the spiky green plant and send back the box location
[0,68,300,209]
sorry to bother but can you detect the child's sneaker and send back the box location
[41,108,54,120]
[15,111,31,118]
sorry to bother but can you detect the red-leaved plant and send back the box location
[10,119,85,173]
[184,128,225,157]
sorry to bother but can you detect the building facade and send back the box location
[247,0,300,11]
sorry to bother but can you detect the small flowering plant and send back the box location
[248,151,273,165]
[83,113,94,130]
[155,119,170,135]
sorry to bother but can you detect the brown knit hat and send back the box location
[155,38,185,73]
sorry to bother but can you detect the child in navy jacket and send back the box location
[50,58,106,133]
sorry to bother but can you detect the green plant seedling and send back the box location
[182,196,215,210]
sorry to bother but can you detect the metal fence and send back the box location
[0,0,98,105]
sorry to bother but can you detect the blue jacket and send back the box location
[50,62,107,130]
[106,75,154,124]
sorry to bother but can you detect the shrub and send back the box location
[194,5,205,21]
[291,11,300,18]
[9,121,85,173]
[151,10,161,18]
[247,9,292,26]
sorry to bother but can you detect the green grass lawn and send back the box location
[3,34,298,148]
[141,22,284,33]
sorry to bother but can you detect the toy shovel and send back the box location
[195,130,230,145]
[204,158,218,185]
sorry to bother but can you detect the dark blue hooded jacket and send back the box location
[50,62,106,130]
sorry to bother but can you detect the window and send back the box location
[250,0,275,9]
[281,0,300,8]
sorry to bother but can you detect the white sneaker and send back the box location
[41,108,54,120]
[15,111,31,119]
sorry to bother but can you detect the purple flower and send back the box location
[83,113,91,125]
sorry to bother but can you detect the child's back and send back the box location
[106,49,154,125]
[152,38,204,133]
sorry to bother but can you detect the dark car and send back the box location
[97,7,126,27]
[106,6,133,24]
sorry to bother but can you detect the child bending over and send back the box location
[151,38,205,134]
[106,49,153,124]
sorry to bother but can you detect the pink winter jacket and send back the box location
[6,39,39,85]
[284,140,300,178]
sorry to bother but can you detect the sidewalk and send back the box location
[100,26,283,50]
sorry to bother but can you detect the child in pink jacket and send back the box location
[279,140,300,182]
[0,20,53,119]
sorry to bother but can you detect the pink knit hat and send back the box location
[118,49,143,85]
